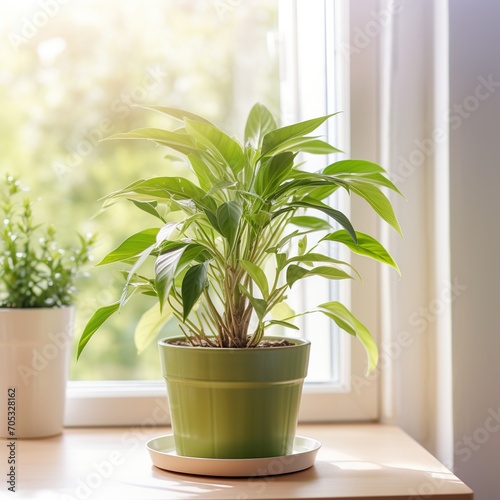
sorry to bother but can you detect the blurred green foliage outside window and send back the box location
[0,0,279,380]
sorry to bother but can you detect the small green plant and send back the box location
[78,104,401,371]
[0,175,94,308]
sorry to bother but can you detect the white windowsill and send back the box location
[64,378,376,427]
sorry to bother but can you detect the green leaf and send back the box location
[204,209,222,234]
[287,252,362,279]
[163,154,186,163]
[264,319,300,330]
[97,228,159,266]
[247,211,272,229]
[251,298,268,321]
[323,230,400,275]
[185,119,245,174]
[354,172,403,195]
[276,252,287,272]
[134,302,173,354]
[271,136,341,156]
[307,185,340,202]
[349,182,402,235]
[177,244,210,271]
[286,264,352,288]
[323,165,404,202]
[254,152,296,197]
[290,216,331,231]
[261,113,337,156]
[239,284,268,320]
[269,301,296,321]
[129,200,165,221]
[282,198,357,243]
[188,154,218,191]
[108,177,217,212]
[206,180,238,198]
[77,303,120,359]
[129,282,156,297]
[181,262,209,320]
[106,128,197,155]
[324,159,386,176]
[289,138,341,154]
[156,222,181,244]
[155,245,188,310]
[270,171,345,201]
[318,301,378,373]
[244,103,277,148]
[136,105,215,125]
[216,201,242,246]
[285,265,309,287]
[288,253,346,265]
[120,243,158,304]
[298,235,307,255]
[240,260,269,299]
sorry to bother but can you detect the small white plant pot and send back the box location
[0,307,74,439]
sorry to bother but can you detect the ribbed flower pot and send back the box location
[0,307,74,439]
[158,336,310,459]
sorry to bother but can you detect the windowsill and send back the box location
[6,424,472,499]
[64,380,378,426]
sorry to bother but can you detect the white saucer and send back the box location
[147,434,321,477]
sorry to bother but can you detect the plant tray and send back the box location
[146,434,321,477]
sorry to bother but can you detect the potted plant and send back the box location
[78,104,401,458]
[0,175,93,438]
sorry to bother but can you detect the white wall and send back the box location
[449,1,500,498]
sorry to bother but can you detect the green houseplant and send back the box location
[78,104,401,458]
[0,175,93,438]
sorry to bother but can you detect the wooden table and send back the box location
[1,424,473,499]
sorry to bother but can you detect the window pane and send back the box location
[3,1,352,390]
[1,0,279,380]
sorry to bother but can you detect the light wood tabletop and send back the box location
[1,424,473,499]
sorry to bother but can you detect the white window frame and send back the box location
[65,0,381,427]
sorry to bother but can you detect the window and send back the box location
[1,0,380,425]
[2,0,280,382]
[279,0,379,422]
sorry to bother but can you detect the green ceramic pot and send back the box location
[158,336,310,459]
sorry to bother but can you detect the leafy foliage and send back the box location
[78,104,401,371]
[0,175,94,308]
